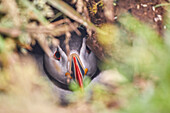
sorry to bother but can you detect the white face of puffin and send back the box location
[44,38,97,90]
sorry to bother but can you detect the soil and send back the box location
[85,0,168,60]
[118,0,165,35]
[87,0,166,34]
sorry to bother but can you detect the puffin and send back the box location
[43,32,100,91]
[30,30,100,104]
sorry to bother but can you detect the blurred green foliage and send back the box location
[0,0,170,113]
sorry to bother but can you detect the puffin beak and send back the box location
[71,55,84,89]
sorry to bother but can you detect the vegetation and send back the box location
[0,0,170,113]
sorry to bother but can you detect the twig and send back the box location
[76,0,84,13]
[0,23,79,37]
[65,31,71,74]
[32,33,61,73]
[47,0,96,30]
[0,27,21,37]
[51,19,68,26]
[65,32,71,57]
[103,0,114,22]
[83,1,92,37]
[64,19,81,36]
[154,3,170,8]
[32,34,53,57]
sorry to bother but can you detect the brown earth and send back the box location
[85,0,168,60]
[87,0,166,34]
[118,0,165,35]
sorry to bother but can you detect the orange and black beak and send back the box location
[70,54,85,89]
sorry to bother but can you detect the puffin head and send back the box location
[43,33,98,90]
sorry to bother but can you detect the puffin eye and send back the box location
[86,46,91,54]
[53,48,61,61]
